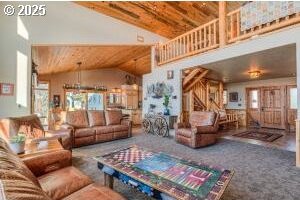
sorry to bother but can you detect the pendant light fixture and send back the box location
[76,61,82,90]
[132,59,138,90]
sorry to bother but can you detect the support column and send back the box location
[296,42,300,167]
[219,82,224,109]
[206,81,210,110]
[219,1,227,47]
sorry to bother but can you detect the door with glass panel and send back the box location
[246,88,261,127]
[287,85,297,131]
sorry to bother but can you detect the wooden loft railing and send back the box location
[227,8,300,43]
[157,3,300,66]
[157,19,219,65]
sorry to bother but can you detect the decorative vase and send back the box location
[9,142,25,154]
[164,107,170,116]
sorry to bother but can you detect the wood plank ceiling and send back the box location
[32,45,151,76]
[76,1,243,38]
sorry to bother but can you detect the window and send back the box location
[65,91,104,111]
[33,82,49,127]
[290,87,297,109]
[223,90,228,105]
[88,93,104,110]
[249,90,258,109]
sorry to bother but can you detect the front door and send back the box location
[260,86,286,129]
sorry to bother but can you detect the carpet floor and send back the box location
[72,133,300,200]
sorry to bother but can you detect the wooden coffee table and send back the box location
[18,139,63,159]
[95,146,234,200]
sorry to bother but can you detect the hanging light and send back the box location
[132,59,138,90]
[76,61,82,89]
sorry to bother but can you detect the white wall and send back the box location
[225,77,296,110]
[143,25,300,117]
[0,1,166,118]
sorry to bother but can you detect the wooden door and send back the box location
[260,86,286,129]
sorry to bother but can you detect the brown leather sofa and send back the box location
[0,114,72,151]
[0,137,125,200]
[175,111,220,148]
[61,110,132,147]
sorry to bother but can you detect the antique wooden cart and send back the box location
[142,113,169,137]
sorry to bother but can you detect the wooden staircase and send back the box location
[181,67,223,122]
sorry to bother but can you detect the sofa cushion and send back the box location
[94,126,113,135]
[87,111,106,127]
[190,111,216,127]
[62,183,125,200]
[105,110,122,125]
[0,170,51,200]
[38,166,92,200]
[74,128,95,138]
[66,111,89,128]
[113,131,128,139]
[0,138,41,188]
[110,125,128,132]
[74,136,95,147]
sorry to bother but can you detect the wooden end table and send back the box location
[18,139,63,159]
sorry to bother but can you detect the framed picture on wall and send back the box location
[53,95,60,107]
[167,70,174,80]
[229,92,238,102]
[0,83,14,96]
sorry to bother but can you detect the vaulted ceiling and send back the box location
[32,45,151,75]
[76,1,243,38]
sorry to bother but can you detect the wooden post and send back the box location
[219,1,227,47]
[189,90,194,115]
[206,81,210,110]
[297,120,300,167]
[219,82,224,109]
[104,173,114,189]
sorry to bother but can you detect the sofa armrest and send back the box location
[174,122,191,130]
[22,150,72,177]
[60,124,74,130]
[45,129,73,150]
[121,119,132,137]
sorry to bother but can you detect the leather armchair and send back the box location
[0,114,72,151]
[175,111,219,148]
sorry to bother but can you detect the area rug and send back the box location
[72,133,300,200]
[233,130,283,142]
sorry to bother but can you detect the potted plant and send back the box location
[163,95,171,116]
[8,133,26,154]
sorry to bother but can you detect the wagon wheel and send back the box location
[142,118,151,134]
[153,117,169,137]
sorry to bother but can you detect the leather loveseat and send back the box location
[175,111,220,148]
[61,110,132,147]
[0,137,125,200]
